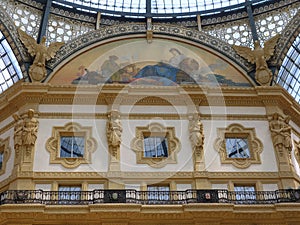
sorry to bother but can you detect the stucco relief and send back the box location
[214,123,263,169]
[131,123,181,168]
[46,122,97,168]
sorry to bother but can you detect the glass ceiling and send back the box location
[276,33,300,103]
[54,0,253,15]
[0,31,23,94]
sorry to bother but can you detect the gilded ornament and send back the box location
[233,34,280,86]
[18,29,64,82]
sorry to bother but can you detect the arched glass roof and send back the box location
[0,31,23,94]
[57,0,246,13]
[276,33,300,103]
[53,0,268,16]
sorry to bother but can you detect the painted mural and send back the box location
[49,39,253,87]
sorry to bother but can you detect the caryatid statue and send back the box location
[106,110,122,159]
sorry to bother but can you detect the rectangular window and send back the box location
[147,185,170,201]
[234,185,256,202]
[225,137,250,158]
[143,136,168,158]
[58,186,81,203]
[60,136,85,158]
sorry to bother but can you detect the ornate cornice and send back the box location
[1,203,300,224]
[22,171,282,180]
[1,84,300,126]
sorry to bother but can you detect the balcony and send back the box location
[1,189,300,205]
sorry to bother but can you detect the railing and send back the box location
[0,189,300,205]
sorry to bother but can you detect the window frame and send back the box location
[46,122,97,168]
[147,184,170,201]
[143,132,169,158]
[225,134,251,159]
[214,123,263,168]
[60,134,85,158]
[233,184,257,202]
[58,185,82,204]
[131,123,181,168]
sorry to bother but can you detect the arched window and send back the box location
[276,33,300,102]
[0,31,23,93]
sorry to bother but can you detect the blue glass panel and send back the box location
[144,136,168,158]
[60,136,85,158]
[0,31,23,93]
[226,138,250,158]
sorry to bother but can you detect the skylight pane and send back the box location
[0,31,23,94]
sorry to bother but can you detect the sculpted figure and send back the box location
[233,34,280,86]
[282,116,292,153]
[107,110,122,148]
[18,29,64,82]
[269,112,292,155]
[188,113,204,153]
[12,114,23,156]
[21,109,39,155]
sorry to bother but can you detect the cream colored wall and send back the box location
[121,119,194,172]
[32,104,279,173]
[204,120,278,172]
[33,118,109,172]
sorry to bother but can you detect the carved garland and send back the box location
[0,137,11,175]
[46,122,97,168]
[131,123,181,168]
[214,123,263,169]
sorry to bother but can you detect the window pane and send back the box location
[144,136,168,158]
[58,186,81,201]
[226,137,250,158]
[0,31,23,93]
[147,186,170,200]
[234,185,256,201]
[60,136,85,158]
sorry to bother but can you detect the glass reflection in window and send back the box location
[226,137,250,158]
[60,136,85,158]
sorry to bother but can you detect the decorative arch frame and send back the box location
[214,123,263,169]
[46,23,253,77]
[131,122,181,168]
[46,122,97,168]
